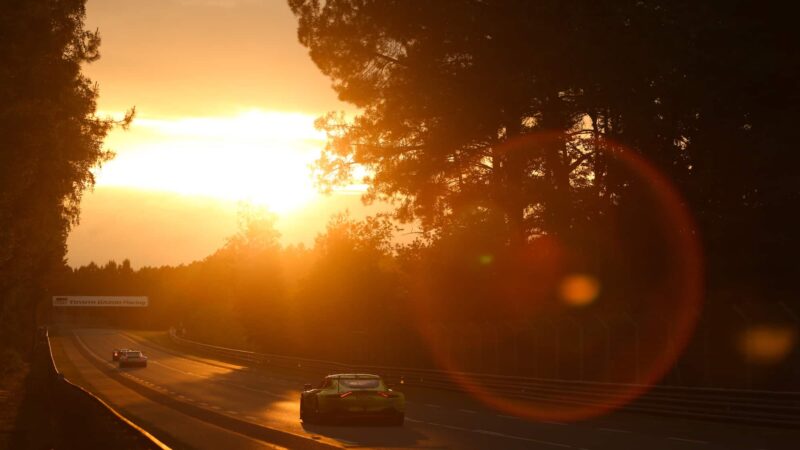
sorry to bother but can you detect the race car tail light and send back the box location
[377,392,397,398]
[339,391,353,398]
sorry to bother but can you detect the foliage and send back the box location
[289,0,799,292]
[53,212,406,360]
[0,0,132,353]
[0,347,25,377]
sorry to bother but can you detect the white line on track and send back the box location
[407,417,577,449]
[668,437,708,445]
[542,421,568,426]
[434,422,471,432]
[597,427,631,433]
[472,429,575,448]
[77,333,324,450]
[97,332,742,450]
[149,359,289,400]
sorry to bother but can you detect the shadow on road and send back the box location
[301,421,433,448]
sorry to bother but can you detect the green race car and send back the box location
[300,374,405,425]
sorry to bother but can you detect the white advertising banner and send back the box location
[52,296,148,307]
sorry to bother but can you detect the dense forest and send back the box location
[0,0,132,369]
[4,0,799,391]
[56,203,797,390]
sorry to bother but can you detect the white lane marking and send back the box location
[226,410,239,415]
[120,332,243,371]
[74,334,187,405]
[434,422,472,432]
[216,379,287,399]
[106,332,589,449]
[123,332,316,403]
[542,421,568,426]
[150,360,288,400]
[246,416,259,422]
[597,427,631,434]
[496,414,519,420]
[472,429,574,448]
[411,418,575,448]
[75,332,301,450]
[199,402,209,407]
[668,437,708,445]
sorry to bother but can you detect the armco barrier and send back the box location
[168,329,800,427]
[38,328,169,449]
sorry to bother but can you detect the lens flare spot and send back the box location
[739,325,797,364]
[479,254,494,265]
[559,274,600,306]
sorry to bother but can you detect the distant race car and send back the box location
[118,350,148,368]
[112,348,130,361]
[300,374,404,425]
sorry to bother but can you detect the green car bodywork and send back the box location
[300,374,405,425]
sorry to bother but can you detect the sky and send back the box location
[68,0,379,268]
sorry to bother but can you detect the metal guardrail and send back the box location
[168,328,800,427]
[40,328,170,449]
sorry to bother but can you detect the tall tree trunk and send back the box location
[541,95,572,236]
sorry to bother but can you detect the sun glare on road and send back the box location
[95,110,328,214]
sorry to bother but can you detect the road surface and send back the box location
[49,329,800,450]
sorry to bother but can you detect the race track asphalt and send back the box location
[50,329,800,450]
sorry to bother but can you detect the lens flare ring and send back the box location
[409,132,704,422]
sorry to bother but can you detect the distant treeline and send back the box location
[54,208,799,389]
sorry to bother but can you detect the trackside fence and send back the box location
[36,328,169,449]
[168,328,800,427]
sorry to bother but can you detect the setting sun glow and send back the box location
[95,110,327,213]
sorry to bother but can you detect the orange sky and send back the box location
[68,0,376,268]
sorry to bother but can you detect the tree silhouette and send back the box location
[290,0,799,296]
[0,0,132,353]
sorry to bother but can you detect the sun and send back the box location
[95,110,326,214]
